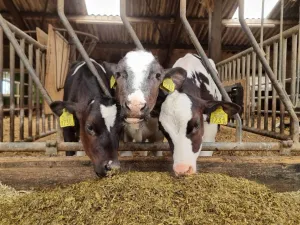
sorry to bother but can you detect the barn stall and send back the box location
[1,0,300,223]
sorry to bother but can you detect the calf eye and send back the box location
[156,73,161,79]
[86,124,96,136]
[186,120,201,136]
[116,72,121,78]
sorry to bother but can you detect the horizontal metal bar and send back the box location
[217,25,300,66]
[0,141,291,152]
[6,21,47,50]
[227,123,290,140]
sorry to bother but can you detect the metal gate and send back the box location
[0,0,299,156]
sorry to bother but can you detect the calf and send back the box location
[121,117,164,157]
[156,54,240,176]
[104,50,185,123]
[50,60,122,177]
[104,50,183,157]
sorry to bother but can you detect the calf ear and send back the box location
[103,62,118,75]
[163,67,187,90]
[203,100,241,117]
[50,101,77,116]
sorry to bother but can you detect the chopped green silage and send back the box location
[1,172,300,225]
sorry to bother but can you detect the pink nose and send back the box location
[173,164,195,176]
[125,101,146,114]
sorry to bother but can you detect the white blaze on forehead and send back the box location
[125,51,155,90]
[159,91,201,171]
[127,89,146,104]
[100,104,117,132]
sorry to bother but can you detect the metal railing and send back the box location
[0,19,57,142]
[217,24,300,141]
[1,0,300,155]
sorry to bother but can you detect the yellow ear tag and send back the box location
[160,78,175,93]
[210,107,228,125]
[59,109,75,128]
[110,76,116,89]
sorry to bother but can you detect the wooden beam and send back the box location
[208,0,222,63]
[3,0,26,30]
[1,12,299,26]
[94,43,250,52]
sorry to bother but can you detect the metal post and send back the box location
[0,14,53,106]
[19,39,25,140]
[180,0,242,142]
[9,35,15,142]
[120,0,144,50]
[238,0,299,143]
[0,27,3,142]
[57,0,111,97]
[272,42,278,132]
[28,44,33,138]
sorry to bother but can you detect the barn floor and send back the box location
[0,156,300,193]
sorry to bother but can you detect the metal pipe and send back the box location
[237,58,241,80]
[0,141,287,152]
[280,38,287,134]
[5,21,46,51]
[226,123,290,141]
[217,25,300,67]
[272,42,278,132]
[0,27,3,142]
[0,15,53,106]
[120,0,144,50]
[233,60,236,81]
[291,34,297,134]
[19,39,25,140]
[9,35,15,142]
[28,44,33,138]
[251,52,256,127]
[41,52,46,134]
[246,54,250,127]
[238,0,299,143]
[36,49,41,137]
[180,0,242,142]
[57,0,111,97]
[264,45,270,130]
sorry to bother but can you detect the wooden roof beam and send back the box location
[3,0,26,30]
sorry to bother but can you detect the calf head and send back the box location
[104,50,168,124]
[158,70,240,176]
[50,97,121,177]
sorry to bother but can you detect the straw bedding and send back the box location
[1,172,300,224]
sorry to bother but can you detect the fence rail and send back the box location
[217,24,300,141]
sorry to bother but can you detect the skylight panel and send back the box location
[232,0,279,19]
[85,0,120,16]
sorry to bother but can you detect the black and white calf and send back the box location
[50,60,122,177]
[156,54,240,176]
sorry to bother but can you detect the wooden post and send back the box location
[208,0,222,63]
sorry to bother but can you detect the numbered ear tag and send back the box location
[59,109,75,128]
[160,78,175,93]
[110,76,117,89]
[210,107,228,125]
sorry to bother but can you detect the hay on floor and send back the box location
[1,172,300,225]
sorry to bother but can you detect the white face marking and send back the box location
[125,51,155,91]
[127,89,146,104]
[159,91,201,171]
[100,104,117,132]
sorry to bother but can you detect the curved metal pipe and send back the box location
[120,0,144,50]
[57,0,111,97]
[179,0,242,142]
[238,0,299,143]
